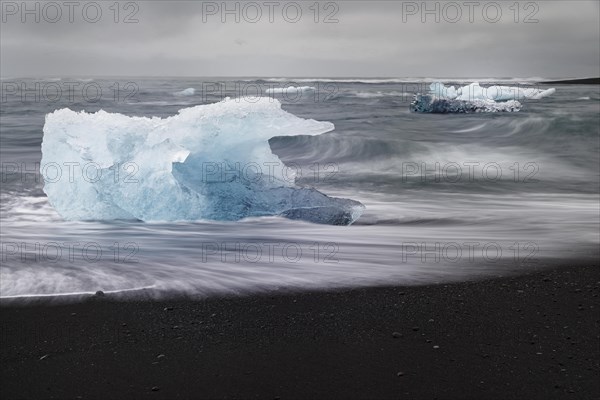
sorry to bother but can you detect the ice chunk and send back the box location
[412,81,554,113]
[429,82,458,99]
[410,94,522,113]
[174,88,195,96]
[41,98,365,225]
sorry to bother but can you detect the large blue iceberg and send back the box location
[41,98,364,225]
[411,82,555,113]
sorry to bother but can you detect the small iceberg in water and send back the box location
[411,82,555,113]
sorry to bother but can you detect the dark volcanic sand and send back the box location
[1,265,599,400]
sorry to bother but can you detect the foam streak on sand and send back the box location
[0,285,156,300]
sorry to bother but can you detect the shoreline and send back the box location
[1,264,599,399]
[542,77,600,85]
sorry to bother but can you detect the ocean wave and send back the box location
[349,91,411,99]
[2,205,597,300]
[265,86,316,94]
[247,77,547,84]
[0,194,62,223]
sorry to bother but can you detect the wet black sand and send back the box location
[1,264,598,399]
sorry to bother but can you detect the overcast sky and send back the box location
[1,0,599,78]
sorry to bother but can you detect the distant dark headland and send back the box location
[543,77,600,84]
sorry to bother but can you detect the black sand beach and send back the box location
[1,264,598,400]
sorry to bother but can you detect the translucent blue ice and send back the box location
[41,98,364,225]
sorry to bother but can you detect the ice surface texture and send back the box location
[41,98,365,225]
[411,82,555,113]
[411,94,522,113]
[429,82,555,101]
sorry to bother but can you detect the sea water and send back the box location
[1,77,598,298]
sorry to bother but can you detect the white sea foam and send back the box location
[174,88,195,96]
[265,86,316,94]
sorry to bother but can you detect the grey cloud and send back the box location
[1,0,598,78]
